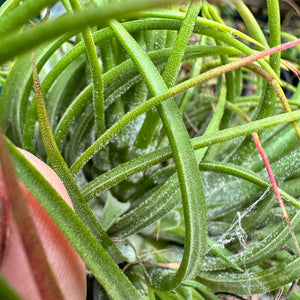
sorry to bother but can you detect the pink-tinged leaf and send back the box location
[228,103,300,256]
[0,194,8,265]
[0,133,65,298]
[281,59,300,80]
[239,38,300,68]
[252,131,300,256]
[245,63,300,138]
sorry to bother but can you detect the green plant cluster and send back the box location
[1,0,300,299]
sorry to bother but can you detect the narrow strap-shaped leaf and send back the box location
[108,2,207,290]
[183,280,219,300]
[0,0,178,64]
[0,0,22,18]
[202,209,300,271]
[81,109,300,201]
[244,63,300,137]
[109,153,300,245]
[198,255,300,296]
[207,237,243,272]
[179,36,206,113]
[0,0,58,35]
[135,10,265,48]
[198,161,300,208]
[231,0,268,48]
[32,53,125,263]
[5,139,143,300]
[0,129,65,300]
[101,37,129,169]
[251,131,300,255]
[0,52,34,145]
[201,3,235,130]
[230,0,282,165]
[133,0,205,149]
[162,2,202,87]
[109,173,181,236]
[68,0,106,137]
[267,0,281,76]
[225,93,300,254]
[20,15,285,153]
[135,11,278,80]
[54,44,240,151]
[70,39,300,176]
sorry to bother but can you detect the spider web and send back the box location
[207,186,272,253]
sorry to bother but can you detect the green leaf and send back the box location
[0,0,179,64]
[32,53,125,263]
[100,192,130,231]
[81,110,300,201]
[108,2,207,290]
[0,0,58,35]
[198,256,300,296]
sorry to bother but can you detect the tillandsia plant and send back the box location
[1,0,300,299]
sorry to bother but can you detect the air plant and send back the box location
[1,0,300,299]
